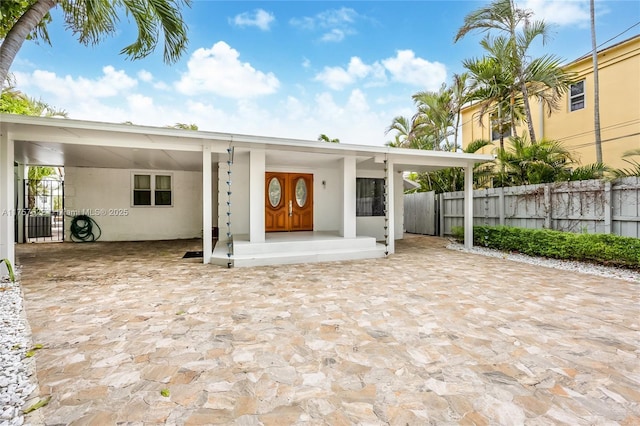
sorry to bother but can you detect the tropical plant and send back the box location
[0,0,191,85]
[385,115,435,150]
[589,0,603,163]
[455,0,574,144]
[317,134,340,143]
[0,258,15,282]
[27,166,58,211]
[489,134,575,186]
[408,138,493,194]
[1,84,67,117]
[449,72,472,152]
[568,163,609,181]
[463,35,523,153]
[411,84,455,151]
[169,123,198,130]
[611,149,640,178]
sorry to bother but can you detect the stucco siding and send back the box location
[64,167,204,241]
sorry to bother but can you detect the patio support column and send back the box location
[340,157,356,238]
[249,149,265,243]
[202,144,212,264]
[386,160,395,254]
[15,163,25,243]
[464,165,474,249]
[0,131,15,271]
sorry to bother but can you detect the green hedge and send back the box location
[452,225,640,269]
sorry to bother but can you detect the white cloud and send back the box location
[321,29,346,43]
[15,66,137,101]
[136,69,169,90]
[175,41,280,99]
[127,93,154,110]
[290,7,359,42]
[137,70,153,82]
[314,57,385,90]
[230,9,275,31]
[520,0,591,26]
[382,50,447,90]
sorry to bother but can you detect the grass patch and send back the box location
[452,225,640,269]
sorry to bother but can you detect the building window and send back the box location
[490,112,511,141]
[356,178,385,217]
[570,80,585,111]
[132,173,172,206]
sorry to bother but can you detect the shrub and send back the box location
[451,225,640,269]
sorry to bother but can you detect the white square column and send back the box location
[464,165,474,249]
[0,131,15,271]
[15,163,25,243]
[249,149,265,243]
[385,159,395,254]
[202,144,213,264]
[340,157,356,238]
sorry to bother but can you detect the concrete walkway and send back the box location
[16,236,640,425]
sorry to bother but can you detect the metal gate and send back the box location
[23,179,64,242]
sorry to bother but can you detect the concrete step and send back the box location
[211,244,387,268]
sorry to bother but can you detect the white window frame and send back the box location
[131,172,173,207]
[569,80,585,112]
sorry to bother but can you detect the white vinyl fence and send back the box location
[404,177,640,238]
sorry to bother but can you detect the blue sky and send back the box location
[10,0,640,146]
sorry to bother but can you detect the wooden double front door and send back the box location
[265,172,313,232]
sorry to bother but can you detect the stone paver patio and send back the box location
[16,235,640,425]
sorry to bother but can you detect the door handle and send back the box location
[289,200,293,216]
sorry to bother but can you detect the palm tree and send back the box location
[611,149,640,178]
[412,84,454,151]
[455,0,570,144]
[493,134,575,186]
[590,0,603,163]
[169,123,198,130]
[1,85,67,117]
[450,73,472,152]
[464,35,523,153]
[385,115,435,150]
[0,0,191,85]
[317,134,340,143]
[412,138,493,193]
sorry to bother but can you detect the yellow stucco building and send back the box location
[461,34,640,170]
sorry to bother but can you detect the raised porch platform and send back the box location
[211,231,387,267]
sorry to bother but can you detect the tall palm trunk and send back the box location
[508,0,536,143]
[0,0,56,86]
[590,0,603,163]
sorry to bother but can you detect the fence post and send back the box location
[603,181,612,234]
[438,193,444,237]
[544,184,552,229]
[498,189,505,226]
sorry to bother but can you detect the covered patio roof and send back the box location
[1,114,491,173]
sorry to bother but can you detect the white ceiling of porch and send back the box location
[14,141,207,171]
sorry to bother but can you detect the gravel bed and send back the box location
[447,241,640,283]
[0,276,39,426]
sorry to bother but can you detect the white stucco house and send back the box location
[0,114,491,270]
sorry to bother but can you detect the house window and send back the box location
[132,173,172,206]
[570,80,585,111]
[490,112,511,141]
[356,178,385,217]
